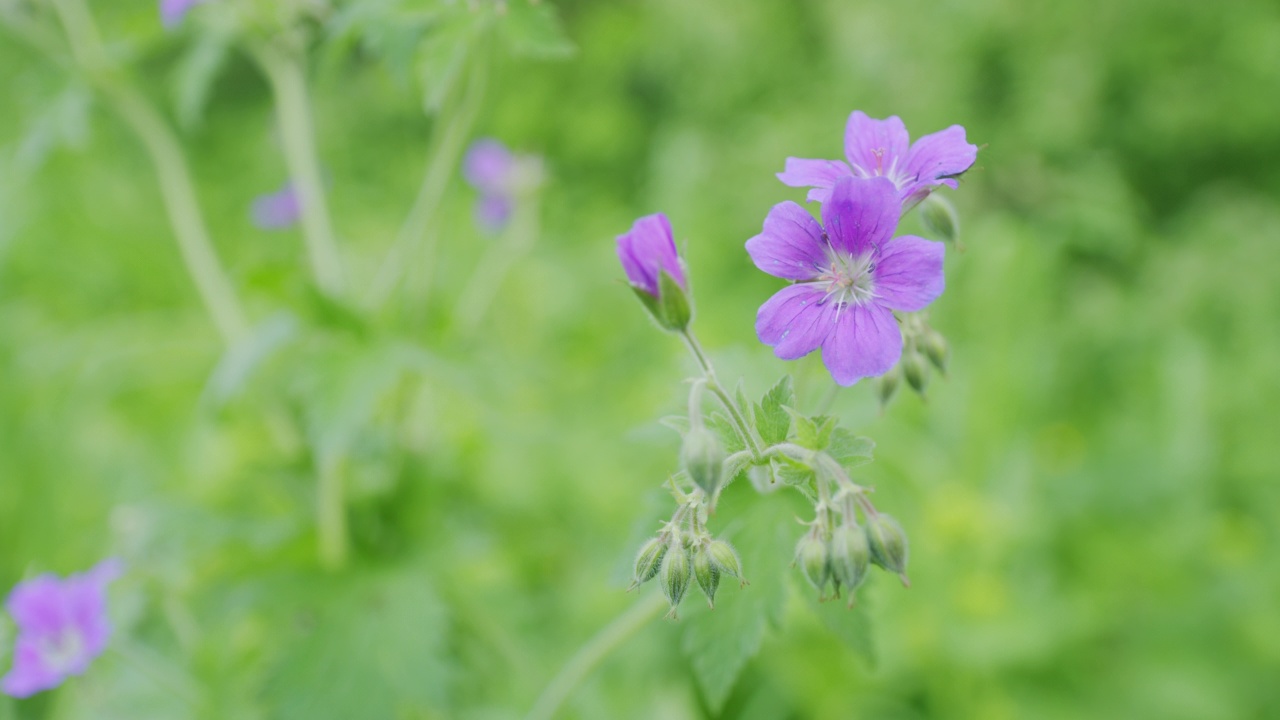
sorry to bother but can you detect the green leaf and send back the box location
[500,0,576,59]
[200,311,300,408]
[415,5,475,113]
[681,489,797,712]
[754,375,793,446]
[14,83,92,174]
[785,407,835,450]
[706,412,746,454]
[828,428,875,473]
[804,584,876,666]
[659,415,690,436]
[171,29,231,131]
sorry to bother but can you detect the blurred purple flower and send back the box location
[616,213,686,297]
[2,559,122,698]
[160,0,204,28]
[746,176,945,386]
[778,111,978,209]
[463,138,543,234]
[251,183,301,230]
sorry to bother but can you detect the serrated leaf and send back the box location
[500,0,576,59]
[681,490,797,711]
[659,415,690,436]
[706,412,745,454]
[828,428,875,473]
[171,29,231,130]
[784,407,835,450]
[754,375,793,446]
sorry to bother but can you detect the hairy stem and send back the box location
[678,329,764,459]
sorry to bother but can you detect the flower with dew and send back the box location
[2,559,122,698]
[617,213,691,331]
[746,175,945,386]
[463,138,543,234]
[251,182,301,230]
[777,111,978,210]
[160,0,205,28]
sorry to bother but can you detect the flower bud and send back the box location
[681,427,725,496]
[707,540,743,582]
[901,351,929,395]
[829,523,871,592]
[922,329,949,375]
[617,214,692,332]
[877,364,901,408]
[866,513,910,584]
[660,545,692,611]
[631,536,668,588]
[795,533,832,595]
[920,193,960,244]
[692,544,720,608]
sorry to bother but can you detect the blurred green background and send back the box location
[2,0,1279,718]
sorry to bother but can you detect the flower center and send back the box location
[38,629,86,674]
[818,249,877,307]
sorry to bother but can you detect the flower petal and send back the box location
[755,284,833,360]
[745,202,829,281]
[616,213,685,295]
[160,0,203,28]
[821,303,902,386]
[873,235,946,312]
[463,138,514,193]
[821,176,901,257]
[1,637,63,698]
[902,125,978,203]
[843,112,909,178]
[6,576,66,635]
[776,158,851,200]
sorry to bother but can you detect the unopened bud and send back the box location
[692,544,720,607]
[829,523,871,592]
[902,351,929,395]
[632,537,667,587]
[866,513,910,584]
[920,193,960,244]
[707,540,743,581]
[657,271,692,331]
[795,533,832,594]
[877,364,901,408]
[660,545,692,611]
[922,329,949,375]
[681,427,725,496]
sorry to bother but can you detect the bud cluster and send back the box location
[630,495,744,618]
[794,491,910,605]
[879,313,950,407]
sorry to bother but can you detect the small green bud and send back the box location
[829,523,871,592]
[922,329,949,375]
[660,545,692,612]
[866,513,910,585]
[920,193,960,244]
[692,544,720,607]
[681,427,725,496]
[795,533,832,595]
[877,364,902,408]
[901,351,930,395]
[631,537,668,587]
[707,540,743,581]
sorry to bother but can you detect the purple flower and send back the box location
[2,560,122,698]
[463,139,517,233]
[616,213,687,297]
[160,0,204,28]
[778,111,978,209]
[251,183,301,230]
[746,176,945,386]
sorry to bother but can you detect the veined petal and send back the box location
[776,158,851,196]
[821,176,901,257]
[616,213,685,295]
[745,202,829,280]
[873,236,945,312]
[843,112,909,178]
[902,125,977,200]
[755,284,832,360]
[821,303,902,386]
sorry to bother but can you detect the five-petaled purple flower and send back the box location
[2,559,122,698]
[746,176,945,386]
[778,111,978,209]
[251,183,301,230]
[463,139,518,233]
[616,213,687,297]
[160,0,205,28]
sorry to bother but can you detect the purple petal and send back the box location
[745,202,829,281]
[902,125,978,203]
[616,213,686,296]
[821,176,901,257]
[776,158,852,203]
[843,112,909,178]
[7,577,65,635]
[475,193,513,234]
[755,284,833,360]
[2,638,62,698]
[873,235,946,312]
[160,0,203,28]
[821,303,902,386]
[463,139,514,194]
[251,184,301,230]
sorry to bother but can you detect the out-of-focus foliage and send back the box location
[2,0,1279,717]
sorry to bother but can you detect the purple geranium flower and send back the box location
[160,0,204,28]
[746,176,945,386]
[251,183,301,230]
[616,213,687,297]
[2,559,122,698]
[463,139,517,233]
[778,111,978,209]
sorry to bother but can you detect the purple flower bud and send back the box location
[251,183,301,230]
[463,139,515,195]
[160,0,205,28]
[616,213,686,297]
[2,559,122,698]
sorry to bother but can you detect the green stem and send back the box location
[524,594,666,720]
[44,0,249,345]
[678,329,764,459]
[316,454,349,570]
[449,191,540,335]
[253,43,345,297]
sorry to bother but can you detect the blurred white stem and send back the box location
[450,193,541,335]
[317,454,349,570]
